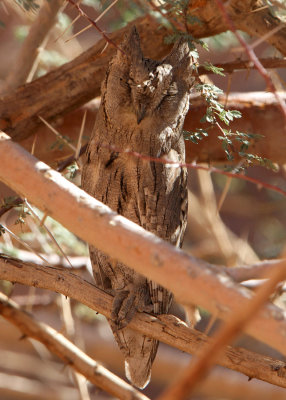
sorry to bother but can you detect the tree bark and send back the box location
[1,132,286,360]
[1,256,286,389]
[15,92,286,167]
[0,292,150,400]
[1,4,286,146]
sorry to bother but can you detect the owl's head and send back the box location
[108,27,194,125]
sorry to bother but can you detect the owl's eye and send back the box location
[162,83,178,99]
[167,82,178,96]
[120,77,131,90]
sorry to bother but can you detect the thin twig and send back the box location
[225,259,286,283]
[75,110,87,159]
[157,261,286,400]
[0,292,150,400]
[38,116,77,152]
[1,135,286,362]
[214,0,286,122]
[1,256,286,389]
[67,0,123,53]
[66,0,119,42]
[2,0,65,92]
[58,144,88,172]
[56,13,81,42]
[100,142,286,198]
[24,200,73,268]
[148,0,184,31]
[0,224,49,264]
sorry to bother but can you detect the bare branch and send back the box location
[0,372,78,400]
[0,291,150,400]
[1,132,286,360]
[197,58,286,75]
[0,16,170,142]
[15,93,286,167]
[214,0,286,122]
[225,259,286,283]
[187,0,286,55]
[1,255,286,389]
[233,0,286,56]
[67,0,122,51]
[158,260,286,399]
[1,8,286,143]
[2,0,65,92]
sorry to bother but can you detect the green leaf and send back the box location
[0,224,6,236]
[229,110,242,119]
[203,62,225,76]
[184,128,209,143]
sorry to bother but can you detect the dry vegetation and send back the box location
[0,0,286,399]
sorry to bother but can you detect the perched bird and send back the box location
[82,26,194,389]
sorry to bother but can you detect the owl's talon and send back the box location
[111,287,153,329]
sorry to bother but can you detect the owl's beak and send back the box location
[136,105,146,124]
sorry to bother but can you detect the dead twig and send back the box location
[1,255,286,389]
[215,0,286,122]
[0,292,150,400]
[2,0,65,92]
[1,133,286,361]
[157,261,286,400]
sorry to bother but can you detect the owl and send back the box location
[82,27,194,389]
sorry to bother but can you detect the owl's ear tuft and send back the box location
[112,26,144,77]
[124,26,140,48]
[164,38,190,66]
[164,38,193,82]
[119,26,144,63]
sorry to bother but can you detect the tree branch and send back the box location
[184,92,286,165]
[1,132,286,359]
[197,58,286,76]
[214,0,286,121]
[1,255,286,389]
[0,16,170,142]
[225,259,286,283]
[158,259,286,399]
[1,3,286,142]
[2,0,65,93]
[232,0,286,56]
[14,92,286,168]
[0,291,149,400]
[187,0,286,55]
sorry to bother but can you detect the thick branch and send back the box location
[1,132,286,359]
[232,0,286,56]
[0,291,149,400]
[17,93,286,167]
[0,16,170,142]
[226,259,286,283]
[185,92,286,164]
[1,255,286,389]
[188,0,286,55]
[158,261,286,399]
[198,58,286,75]
[1,3,286,142]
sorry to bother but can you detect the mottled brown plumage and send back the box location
[82,27,194,388]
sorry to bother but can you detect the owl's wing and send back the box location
[137,160,188,315]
